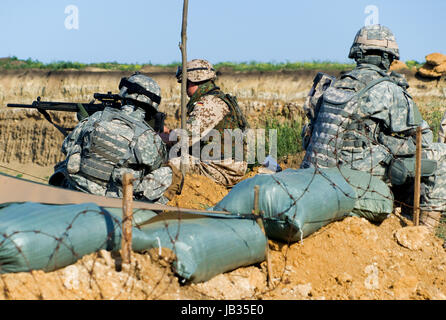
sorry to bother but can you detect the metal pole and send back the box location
[253,185,273,288]
[413,126,422,226]
[121,173,133,264]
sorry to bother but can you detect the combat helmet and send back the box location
[176,59,216,83]
[349,24,400,61]
[118,73,161,111]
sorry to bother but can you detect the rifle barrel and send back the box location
[7,102,105,114]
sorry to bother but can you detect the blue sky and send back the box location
[0,0,444,64]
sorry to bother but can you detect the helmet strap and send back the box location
[356,52,393,71]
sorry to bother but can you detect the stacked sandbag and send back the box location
[139,212,267,283]
[390,60,409,71]
[418,53,446,78]
[0,201,267,283]
[212,167,394,243]
[0,202,157,273]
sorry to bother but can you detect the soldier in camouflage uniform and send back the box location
[169,59,248,187]
[49,73,182,204]
[301,24,446,230]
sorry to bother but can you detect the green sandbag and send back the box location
[212,167,393,242]
[104,207,158,227]
[139,212,267,283]
[0,202,156,273]
[340,168,394,222]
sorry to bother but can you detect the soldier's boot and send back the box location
[420,211,442,233]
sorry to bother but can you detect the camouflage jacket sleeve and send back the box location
[186,95,230,146]
[364,82,433,155]
[133,129,167,170]
[134,166,172,202]
[61,111,102,155]
[363,81,423,133]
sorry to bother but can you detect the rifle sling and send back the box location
[37,108,69,137]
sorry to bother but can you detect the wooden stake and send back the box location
[253,185,273,288]
[413,126,422,226]
[121,173,133,264]
[179,0,189,175]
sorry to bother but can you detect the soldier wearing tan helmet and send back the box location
[169,59,249,187]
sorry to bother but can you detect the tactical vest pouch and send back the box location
[79,156,115,185]
[213,92,249,131]
[77,107,150,185]
[388,158,437,186]
[227,94,249,130]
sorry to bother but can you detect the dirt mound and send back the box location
[418,52,446,78]
[390,60,409,71]
[167,174,229,210]
[2,168,446,301]
[426,53,446,66]
[2,207,446,300]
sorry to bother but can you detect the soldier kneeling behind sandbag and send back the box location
[49,73,183,204]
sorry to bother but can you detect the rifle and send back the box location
[7,92,166,136]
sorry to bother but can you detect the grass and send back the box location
[214,60,355,72]
[417,97,446,142]
[0,56,180,71]
[437,216,446,243]
[0,56,358,72]
[405,60,424,69]
[0,56,428,72]
[264,118,303,159]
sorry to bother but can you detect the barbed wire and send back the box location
[1,101,446,300]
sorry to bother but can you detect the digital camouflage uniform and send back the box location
[170,59,248,187]
[50,74,174,204]
[301,25,446,222]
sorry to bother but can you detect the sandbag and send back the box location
[212,167,393,242]
[139,212,266,283]
[0,202,156,273]
[341,168,394,222]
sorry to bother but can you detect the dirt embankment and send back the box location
[1,68,445,168]
[0,69,312,166]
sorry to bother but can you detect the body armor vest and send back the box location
[303,76,393,168]
[78,107,150,185]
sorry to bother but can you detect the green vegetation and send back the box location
[214,61,355,72]
[0,56,357,72]
[436,214,446,242]
[405,60,423,69]
[0,56,180,71]
[0,56,429,72]
[418,99,446,142]
[265,118,303,159]
[0,56,430,72]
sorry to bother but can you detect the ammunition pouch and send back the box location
[388,158,437,186]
